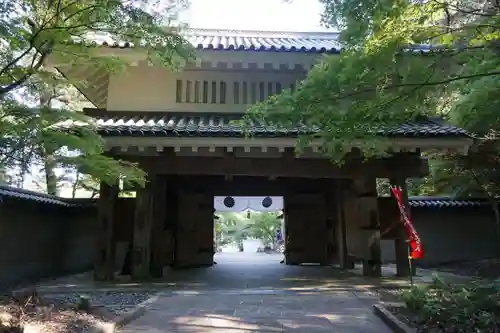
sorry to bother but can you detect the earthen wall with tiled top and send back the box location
[0,198,97,290]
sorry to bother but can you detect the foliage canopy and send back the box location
[0,0,192,190]
[246,0,500,199]
[216,212,282,248]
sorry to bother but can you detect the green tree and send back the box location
[247,212,282,247]
[0,0,192,187]
[216,211,282,248]
[216,212,249,247]
[248,0,500,171]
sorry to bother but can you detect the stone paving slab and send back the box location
[119,291,390,333]
[112,253,397,332]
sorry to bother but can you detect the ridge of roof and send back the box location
[73,28,344,54]
[182,28,340,40]
[75,28,448,54]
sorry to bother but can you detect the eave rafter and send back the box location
[56,63,110,108]
[103,136,473,157]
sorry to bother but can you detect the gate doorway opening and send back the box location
[214,196,285,265]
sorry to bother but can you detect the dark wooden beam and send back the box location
[150,175,168,277]
[131,177,155,280]
[95,181,119,281]
[117,153,428,179]
[165,176,339,196]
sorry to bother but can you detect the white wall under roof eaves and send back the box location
[105,63,308,112]
[52,29,339,109]
[101,29,336,112]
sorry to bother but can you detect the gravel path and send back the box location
[42,290,155,314]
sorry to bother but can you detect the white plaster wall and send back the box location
[106,66,307,112]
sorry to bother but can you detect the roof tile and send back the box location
[0,185,70,206]
[91,112,469,138]
[77,29,441,54]
[0,184,490,209]
[409,197,488,208]
[76,29,343,53]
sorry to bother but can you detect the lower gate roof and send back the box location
[0,184,490,209]
[83,110,469,138]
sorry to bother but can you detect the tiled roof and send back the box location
[409,197,489,208]
[0,185,489,209]
[89,112,469,138]
[0,185,71,206]
[76,29,441,54]
[75,29,343,53]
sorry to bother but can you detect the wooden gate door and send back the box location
[285,194,327,265]
[176,191,214,268]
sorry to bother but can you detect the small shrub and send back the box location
[399,276,500,331]
[401,285,427,311]
[76,296,91,312]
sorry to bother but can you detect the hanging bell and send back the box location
[247,210,251,219]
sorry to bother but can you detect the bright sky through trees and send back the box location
[180,0,333,32]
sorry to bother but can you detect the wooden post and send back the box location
[335,184,351,269]
[164,176,178,269]
[131,177,154,280]
[390,178,417,277]
[324,181,340,266]
[351,178,382,277]
[361,179,382,277]
[284,193,326,265]
[150,175,167,278]
[95,181,119,281]
[175,189,215,268]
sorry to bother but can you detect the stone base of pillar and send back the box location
[362,259,381,277]
[395,239,417,277]
[341,255,355,269]
[162,266,172,277]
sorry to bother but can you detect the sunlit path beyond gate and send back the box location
[119,253,391,332]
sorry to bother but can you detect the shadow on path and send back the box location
[116,253,391,332]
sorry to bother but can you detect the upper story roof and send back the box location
[71,28,447,65]
[76,28,440,55]
[77,28,344,54]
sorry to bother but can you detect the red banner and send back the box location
[391,186,424,259]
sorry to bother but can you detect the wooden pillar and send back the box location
[150,175,167,278]
[390,178,417,277]
[284,193,326,265]
[131,177,155,280]
[95,181,119,281]
[335,184,351,269]
[176,188,214,268]
[324,189,336,265]
[349,178,382,277]
[164,176,178,268]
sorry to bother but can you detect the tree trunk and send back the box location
[44,151,57,195]
[40,83,58,195]
[71,172,80,198]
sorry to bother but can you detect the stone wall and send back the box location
[0,187,97,290]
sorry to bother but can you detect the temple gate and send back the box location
[47,28,473,280]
